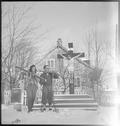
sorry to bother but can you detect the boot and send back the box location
[41,104,46,112]
[48,104,53,111]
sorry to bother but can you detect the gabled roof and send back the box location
[37,44,68,64]
[36,41,94,70]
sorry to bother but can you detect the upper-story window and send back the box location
[46,59,55,69]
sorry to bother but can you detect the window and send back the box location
[51,60,54,68]
[77,77,80,87]
[48,60,50,67]
[46,59,55,69]
[75,77,80,87]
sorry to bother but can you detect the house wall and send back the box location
[38,47,65,73]
[74,58,91,88]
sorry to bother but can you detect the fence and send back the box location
[3,87,116,106]
[4,90,11,105]
[23,90,65,106]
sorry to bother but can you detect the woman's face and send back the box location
[32,66,36,73]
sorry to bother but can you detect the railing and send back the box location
[23,90,63,105]
[3,86,115,107]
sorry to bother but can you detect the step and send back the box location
[33,102,98,108]
[54,102,98,107]
[54,98,96,103]
[54,94,91,99]
[34,102,98,106]
[32,107,98,111]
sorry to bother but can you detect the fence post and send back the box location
[4,90,11,105]
[23,90,27,106]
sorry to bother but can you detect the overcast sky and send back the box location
[2,2,118,62]
[2,2,118,89]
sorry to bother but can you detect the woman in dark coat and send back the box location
[40,65,59,111]
[26,65,38,113]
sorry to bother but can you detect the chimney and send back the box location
[68,43,73,54]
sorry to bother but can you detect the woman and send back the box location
[26,65,38,113]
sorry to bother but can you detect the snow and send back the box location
[1,104,117,125]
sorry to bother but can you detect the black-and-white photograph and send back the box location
[1,1,119,125]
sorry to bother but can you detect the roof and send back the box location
[36,41,94,70]
[36,44,68,64]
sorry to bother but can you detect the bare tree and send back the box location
[60,64,70,93]
[2,4,42,89]
[53,60,71,94]
[84,26,114,100]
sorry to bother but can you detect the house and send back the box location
[37,38,92,94]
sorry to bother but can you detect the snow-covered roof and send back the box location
[80,57,89,61]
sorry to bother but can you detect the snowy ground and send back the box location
[1,104,117,125]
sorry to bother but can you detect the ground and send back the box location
[1,104,118,125]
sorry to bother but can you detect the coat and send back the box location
[26,73,38,108]
[40,71,59,105]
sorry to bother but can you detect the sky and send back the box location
[2,2,118,63]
